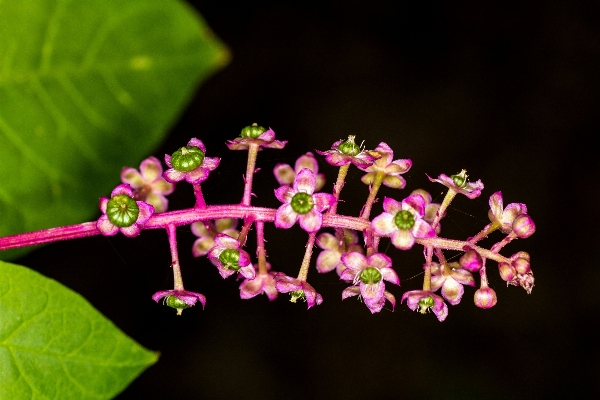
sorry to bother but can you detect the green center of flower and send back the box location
[451,169,469,188]
[218,249,241,271]
[359,267,382,284]
[338,135,360,156]
[106,194,139,227]
[241,123,266,138]
[170,146,205,172]
[394,210,415,230]
[418,296,434,314]
[166,295,190,310]
[290,290,306,303]
[291,192,314,214]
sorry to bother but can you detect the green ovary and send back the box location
[359,267,382,284]
[171,146,205,172]
[219,249,241,271]
[394,210,415,230]
[338,136,360,156]
[106,194,139,227]
[166,296,190,310]
[241,123,266,138]
[418,296,434,313]
[291,192,314,214]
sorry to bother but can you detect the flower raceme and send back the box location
[0,126,536,321]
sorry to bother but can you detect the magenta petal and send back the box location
[383,291,396,310]
[367,253,392,270]
[139,156,163,181]
[411,219,436,238]
[275,276,301,293]
[342,286,361,300]
[187,137,207,152]
[164,169,185,183]
[136,202,154,224]
[120,224,141,238]
[258,128,276,142]
[99,197,109,213]
[239,265,256,279]
[238,250,252,267]
[326,152,351,166]
[360,280,385,303]
[489,191,504,219]
[403,194,426,216]
[339,268,356,282]
[341,252,368,273]
[392,158,412,172]
[214,234,240,249]
[274,185,295,203]
[294,168,316,194]
[380,267,400,285]
[430,275,446,291]
[185,167,209,184]
[97,216,118,236]
[391,229,415,250]
[382,176,406,189]
[275,204,298,229]
[313,193,336,212]
[371,213,396,236]
[121,167,143,188]
[316,250,340,273]
[295,153,319,173]
[274,163,295,185]
[298,209,322,233]
[441,278,464,305]
[111,183,134,197]
[382,197,402,214]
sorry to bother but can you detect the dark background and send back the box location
[19,1,599,399]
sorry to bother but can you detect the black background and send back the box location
[18,1,599,399]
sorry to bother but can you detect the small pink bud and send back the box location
[474,287,497,309]
[498,262,516,281]
[512,215,535,238]
[459,249,483,272]
[512,257,531,274]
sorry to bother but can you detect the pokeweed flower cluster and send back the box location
[0,124,536,320]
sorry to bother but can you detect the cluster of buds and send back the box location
[0,125,535,320]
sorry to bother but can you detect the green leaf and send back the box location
[0,0,229,259]
[0,261,158,399]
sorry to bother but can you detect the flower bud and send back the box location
[512,256,531,274]
[498,262,516,281]
[474,287,497,309]
[459,249,483,272]
[512,214,535,238]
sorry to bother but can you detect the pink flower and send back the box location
[316,135,379,168]
[430,262,475,305]
[359,142,412,189]
[207,234,255,279]
[191,218,239,257]
[340,252,399,314]
[97,184,154,237]
[273,152,326,191]
[239,263,279,301]
[226,125,287,150]
[152,289,206,315]
[427,169,484,199]
[163,138,220,184]
[274,169,336,233]
[121,157,174,213]
[371,195,436,250]
[488,191,528,234]
[316,229,363,276]
[401,290,448,322]
[275,274,323,309]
